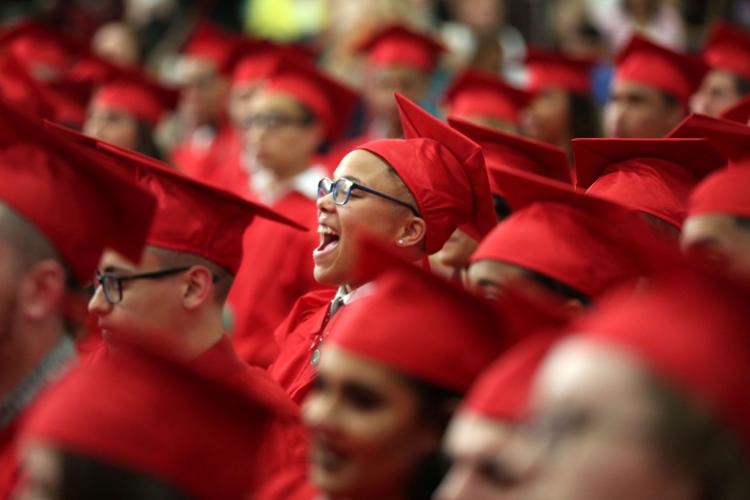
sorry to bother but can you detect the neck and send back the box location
[0,320,64,401]
[173,309,225,361]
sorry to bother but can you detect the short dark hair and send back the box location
[60,450,191,500]
[525,268,592,307]
[645,374,750,500]
[733,215,750,232]
[148,246,234,305]
[733,75,750,97]
[568,92,602,139]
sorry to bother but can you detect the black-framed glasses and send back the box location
[93,267,191,305]
[317,177,420,217]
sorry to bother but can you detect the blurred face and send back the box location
[88,249,188,348]
[92,22,139,67]
[456,114,517,133]
[604,80,684,138]
[467,259,529,300]
[16,441,62,500]
[521,88,570,146]
[303,346,439,499]
[227,81,262,129]
[178,57,226,126]
[690,69,746,118]
[433,229,480,272]
[314,150,418,286]
[436,412,522,500]
[365,65,429,127]
[83,101,140,151]
[518,338,696,500]
[681,213,750,276]
[244,90,322,176]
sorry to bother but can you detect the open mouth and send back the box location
[311,440,349,473]
[314,224,340,258]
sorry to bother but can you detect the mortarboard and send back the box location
[702,22,750,82]
[524,47,595,95]
[356,24,445,72]
[442,68,532,125]
[360,93,496,253]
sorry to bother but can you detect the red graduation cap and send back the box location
[721,93,750,123]
[574,266,750,458]
[94,141,306,274]
[614,34,708,106]
[181,21,240,73]
[329,237,508,392]
[667,112,748,164]
[360,93,496,253]
[72,55,179,126]
[573,138,726,228]
[22,342,290,499]
[0,19,85,78]
[448,117,572,194]
[524,47,595,95]
[263,54,359,141]
[702,22,750,82]
[688,165,750,219]
[230,40,318,87]
[42,79,95,127]
[356,23,445,72]
[442,69,532,124]
[0,97,156,283]
[464,332,561,422]
[471,167,664,300]
[0,53,55,119]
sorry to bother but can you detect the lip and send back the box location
[310,439,350,473]
[313,221,341,264]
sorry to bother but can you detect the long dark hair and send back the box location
[400,375,463,500]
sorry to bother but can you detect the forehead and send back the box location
[248,89,303,113]
[533,337,650,412]
[370,64,426,83]
[318,345,408,390]
[682,213,739,242]
[611,79,663,100]
[99,247,158,271]
[177,57,219,80]
[445,411,512,456]
[469,259,528,283]
[333,149,395,190]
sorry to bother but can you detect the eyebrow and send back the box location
[341,175,363,184]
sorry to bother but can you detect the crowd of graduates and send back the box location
[0,1,749,499]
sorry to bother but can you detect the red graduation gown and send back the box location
[228,192,331,368]
[0,418,22,499]
[191,336,309,489]
[267,288,346,405]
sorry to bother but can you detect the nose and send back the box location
[87,284,112,316]
[316,188,336,214]
[301,390,339,432]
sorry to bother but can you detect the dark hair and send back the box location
[733,75,750,97]
[568,92,602,139]
[400,375,463,500]
[60,450,192,500]
[660,91,682,110]
[645,374,750,500]
[525,268,592,307]
[493,194,512,222]
[734,216,750,231]
[134,119,163,160]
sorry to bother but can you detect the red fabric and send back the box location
[668,112,747,165]
[269,289,339,404]
[442,69,532,123]
[96,141,305,274]
[0,98,156,282]
[471,167,662,299]
[465,332,561,422]
[329,247,507,392]
[573,138,726,228]
[321,131,376,175]
[0,20,83,77]
[94,81,175,127]
[229,192,330,368]
[689,165,750,218]
[703,22,750,81]
[721,93,750,123]
[524,47,595,94]
[575,268,750,458]
[359,94,496,253]
[449,117,571,192]
[615,35,708,105]
[0,418,22,499]
[357,24,445,72]
[182,21,239,73]
[264,56,359,141]
[21,343,288,500]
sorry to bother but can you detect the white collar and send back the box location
[334,282,375,306]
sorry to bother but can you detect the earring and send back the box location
[397,239,404,246]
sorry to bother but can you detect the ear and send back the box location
[181,266,214,310]
[395,216,427,250]
[17,260,67,323]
